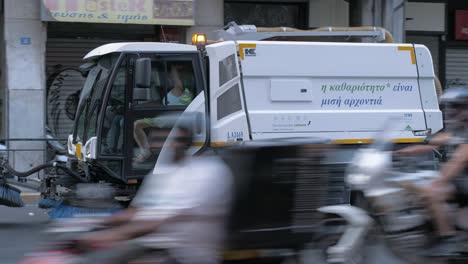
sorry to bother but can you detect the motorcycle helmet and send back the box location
[439,87,468,135]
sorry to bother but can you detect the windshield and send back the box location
[73,54,120,143]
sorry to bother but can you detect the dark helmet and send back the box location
[151,112,195,150]
[439,87,468,132]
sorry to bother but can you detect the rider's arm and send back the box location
[395,132,451,155]
[102,159,232,241]
[439,144,468,183]
[99,210,195,240]
[427,132,452,146]
[101,206,138,227]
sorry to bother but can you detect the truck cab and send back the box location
[69,43,209,183]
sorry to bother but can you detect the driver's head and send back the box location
[439,87,468,133]
[167,63,182,86]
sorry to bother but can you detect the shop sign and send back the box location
[456,10,468,40]
[41,0,195,26]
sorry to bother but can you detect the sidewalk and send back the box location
[11,182,41,204]
[20,191,41,204]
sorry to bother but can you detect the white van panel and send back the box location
[414,45,443,133]
[236,41,440,139]
[270,79,313,102]
[243,77,427,133]
[239,41,418,78]
[206,41,250,143]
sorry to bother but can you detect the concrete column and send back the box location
[0,4,5,140]
[373,0,383,28]
[309,0,349,28]
[391,0,405,43]
[3,0,46,173]
[350,0,406,43]
[349,0,373,27]
[380,0,406,43]
[382,0,393,33]
[186,0,224,43]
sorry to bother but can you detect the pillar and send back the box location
[187,0,224,43]
[3,0,46,174]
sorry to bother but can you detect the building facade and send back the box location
[0,0,461,172]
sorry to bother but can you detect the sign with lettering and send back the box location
[20,37,32,45]
[41,0,195,26]
[318,80,418,109]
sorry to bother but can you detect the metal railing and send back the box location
[0,137,68,189]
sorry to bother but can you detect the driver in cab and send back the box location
[133,63,194,163]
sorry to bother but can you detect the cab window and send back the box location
[133,60,196,108]
[74,54,118,143]
[130,56,201,176]
[101,60,127,156]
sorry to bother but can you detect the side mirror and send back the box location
[79,62,96,78]
[135,58,151,88]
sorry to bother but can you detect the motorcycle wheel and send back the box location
[375,217,444,264]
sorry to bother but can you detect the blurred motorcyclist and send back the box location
[77,114,233,264]
[396,87,468,256]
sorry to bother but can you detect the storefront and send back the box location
[224,0,309,29]
[404,1,445,81]
[443,0,468,88]
[41,0,194,139]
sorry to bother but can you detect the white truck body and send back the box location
[69,40,442,179]
[206,41,441,145]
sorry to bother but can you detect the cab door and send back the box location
[94,54,128,179]
[124,53,207,181]
[205,41,250,145]
[73,54,120,162]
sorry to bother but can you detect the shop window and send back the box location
[224,2,307,29]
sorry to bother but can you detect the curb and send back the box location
[21,192,41,204]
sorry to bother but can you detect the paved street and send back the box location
[0,205,49,264]
[0,204,410,264]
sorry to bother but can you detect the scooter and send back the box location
[346,121,468,264]
[19,139,375,264]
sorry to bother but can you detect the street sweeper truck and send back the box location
[0,24,443,210]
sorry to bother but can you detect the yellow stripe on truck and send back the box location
[397,46,416,64]
[211,142,230,147]
[191,142,230,147]
[332,139,374,144]
[239,43,257,60]
[332,138,425,145]
[193,138,424,147]
[392,138,425,144]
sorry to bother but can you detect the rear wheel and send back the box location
[375,215,443,264]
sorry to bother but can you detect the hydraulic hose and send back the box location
[1,161,86,182]
[255,26,394,43]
